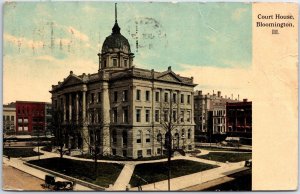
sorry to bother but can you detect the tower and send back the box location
[98,3,134,72]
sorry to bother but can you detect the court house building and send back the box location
[50,9,197,158]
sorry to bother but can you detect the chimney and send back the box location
[217,91,221,97]
[243,98,248,102]
[238,94,240,101]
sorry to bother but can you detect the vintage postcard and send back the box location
[2,1,298,191]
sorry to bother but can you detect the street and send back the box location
[3,163,44,191]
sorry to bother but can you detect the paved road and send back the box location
[3,163,45,191]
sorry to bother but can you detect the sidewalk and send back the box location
[2,157,93,191]
[130,162,247,191]
[108,163,135,191]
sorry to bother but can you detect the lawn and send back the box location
[129,159,218,187]
[28,158,123,187]
[197,152,252,163]
[3,147,43,158]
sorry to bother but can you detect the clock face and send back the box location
[125,17,168,55]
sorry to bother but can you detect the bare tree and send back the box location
[52,109,70,159]
[80,112,103,180]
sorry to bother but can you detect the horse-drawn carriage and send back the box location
[41,175,75,191]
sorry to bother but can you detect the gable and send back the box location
[61,76,83,87]
[157,72,182,83]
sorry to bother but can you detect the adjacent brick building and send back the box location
[16,101,51,135]
[226,99,252,138]
[3,103,16,135]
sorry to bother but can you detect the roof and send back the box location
[51,66,197,92]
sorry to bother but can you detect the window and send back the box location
[3,116,4,121]
[155,110,160,122]
[188,145,192,150]
[114,91,118,102]
[123,90,128,102]
[147,149,152,155]
[124,60,128,67]
[136,109,141,122]
[123,108,129,123]
[113,59,117,67]
[164,92,169,102]
[187,95,191,104]
[181,94,184,103]
[173,93,177,103]
[98,92,101,103]
[173,110,177,122]
[157,133,162,142]
[24,126,28,131]
[113,108,118,123]
[146,130,151,143]
[163,109,169,122]
[98,111,101,122]
[182,129,185,138]
[145,109,150,122]
[91,112,94,123]
[137,131,142,143]
[187,111,191,122]
[122,130,127,146]
[123,150,127,157]
[145,91,150,101]
[91,93,95,104]
[136,89,141,100]
[24,118,28,123]
[112,149,116,155]
[180,111,184,122]
[155,92,160,102]
[188,129,191,139]
[18,126,22,131]
[6,116,9,121]
[112,130,117,144]
[104,60,107,68]
[157,148,161,155]
[137,150,143,157]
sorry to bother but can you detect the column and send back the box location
[76,93,79,124]
[69,93,72,122]
[82,85,89,152]
[63,95,66,122]
[101,82,111,155]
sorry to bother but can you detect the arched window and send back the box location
[122,130,127,146]
[188,129,191,139]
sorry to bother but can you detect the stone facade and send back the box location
[50,14,196,158]
[194,90,239,142]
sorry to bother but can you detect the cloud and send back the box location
[231,8,248,21]
[67,26,89,42]
[4,33,44,49]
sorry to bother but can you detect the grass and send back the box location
[28,157,123,187]
[3,147,43,158]
[198,146,251,152]
[76,154,167,161]
[197,152,252,163]
[129,159,218,187]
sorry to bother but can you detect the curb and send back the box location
[24,162,106,191]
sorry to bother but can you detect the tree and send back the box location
[52,109,69,159]
[80,111,104,180]
[159,93,187,191]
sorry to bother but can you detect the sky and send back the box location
[3,2,252,104]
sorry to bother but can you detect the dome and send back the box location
[101,22,131,54]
